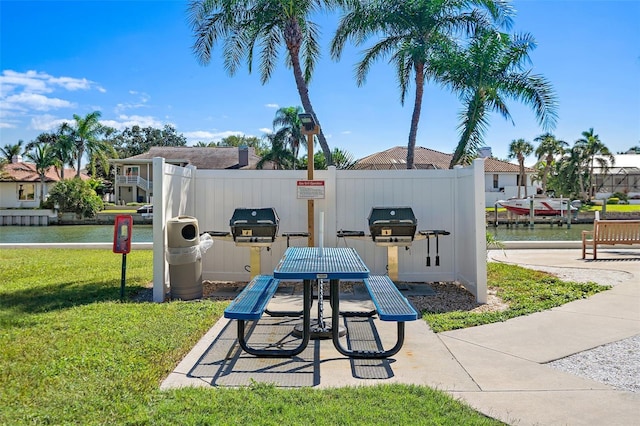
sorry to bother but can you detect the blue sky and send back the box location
[1,0,639,166]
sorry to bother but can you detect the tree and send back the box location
[47,178,104,219]
[212,135,268,156]
[25,143,57,205]
[111,124,187,158]
[33,129,75,179]
[443,29,558,167]
[188,0,338,165]
[575,128,614,199]
[534,133,567,194]
[64,111,111,177]
[1,140,25,163]
[332,0,514,169]
[508,138,534,198]
[273,106,306,161]
[256,132,298,170]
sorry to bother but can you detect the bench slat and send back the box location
[224,275,280,320]
[364,275,418,322]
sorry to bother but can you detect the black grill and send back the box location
[368,206,417,246]
[229,208,279,246]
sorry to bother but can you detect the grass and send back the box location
[0,249,504,425]
[423,262,609,332]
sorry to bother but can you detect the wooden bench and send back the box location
[582,219,640,260]
[331,275,418,359]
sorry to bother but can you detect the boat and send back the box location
[497,196,578,216]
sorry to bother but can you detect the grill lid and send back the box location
[229,207,279,244]
[368,206,417,244]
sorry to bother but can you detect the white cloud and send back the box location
[341,130,352,135]
[100,114,164,131]
[30,115,70,132]
[4,92,75,111]
[114,91,151,113]
[183,130,245,144]
[259,127,272,134]
[265,103,279,109]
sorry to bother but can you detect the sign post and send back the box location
[113,215,133,300]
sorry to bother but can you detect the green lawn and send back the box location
[424,262,608,332]
[0,249,504,425]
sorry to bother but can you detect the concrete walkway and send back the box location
[162,248,640,426]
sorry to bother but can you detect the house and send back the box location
[109,146,271,205]
[591,153,640,201]
[354,146,537,207]
[0,155,88,209]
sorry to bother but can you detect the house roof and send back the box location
[0,162,88,182]
[354,146,533,173]
[120,146,271,170]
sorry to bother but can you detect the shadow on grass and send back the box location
[0,280,145,316]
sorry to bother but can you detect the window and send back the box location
[493,174,499,189]
[125,166,139,176]
[18,184,35,201]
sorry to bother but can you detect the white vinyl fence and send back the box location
[152,157,487,303]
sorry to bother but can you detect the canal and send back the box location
[0,223,593,243]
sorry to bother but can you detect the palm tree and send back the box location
[65,111,109,177]
[508,138,534,198]
[273,106,306,160]
[188,0,338,165]
[332,0,514,169]
[575,128,615,199]
[444,29,558,167]
[256,132,298,170]
[534,133,567,194]
[0,140,25,162]
[25,143,56,205]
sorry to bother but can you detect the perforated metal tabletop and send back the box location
[274,247,369,280]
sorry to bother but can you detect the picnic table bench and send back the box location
[224,274,311,357]
[331,275,418,359]
[582,219,640,260]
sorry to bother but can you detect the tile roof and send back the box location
[123,146,271,170]
[0,162,87,182]
[354,146,533,173]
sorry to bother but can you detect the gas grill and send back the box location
[230,207,279,247]
[337,206,451,281]
[205,207,308,279]
[368,207,417,247]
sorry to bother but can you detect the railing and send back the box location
[116,175,153,190]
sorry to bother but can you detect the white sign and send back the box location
[297,180,325,199]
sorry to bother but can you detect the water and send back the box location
[0,223,590,243]
[0,225,154,243]
[488,223,592,241]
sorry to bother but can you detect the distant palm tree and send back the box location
[65,111,110,177]
[332,0,514,169]
[508,138,534,198]
[273,106,305,161]
[0,140,25,162]
[188,0,338,165]
[575,128,614,199]
[444,29,558,167]
[534,133,567,194]
[257,132,297,170]
[25,143,56,205]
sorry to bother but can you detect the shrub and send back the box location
[47,178,104,218]
[611,192,628,203]
[606,197,619,205]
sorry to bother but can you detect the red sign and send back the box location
[297,180,325,199]
[113,215,133,254]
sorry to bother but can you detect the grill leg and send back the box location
[387,245,399,282]
[249,246,261,279]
